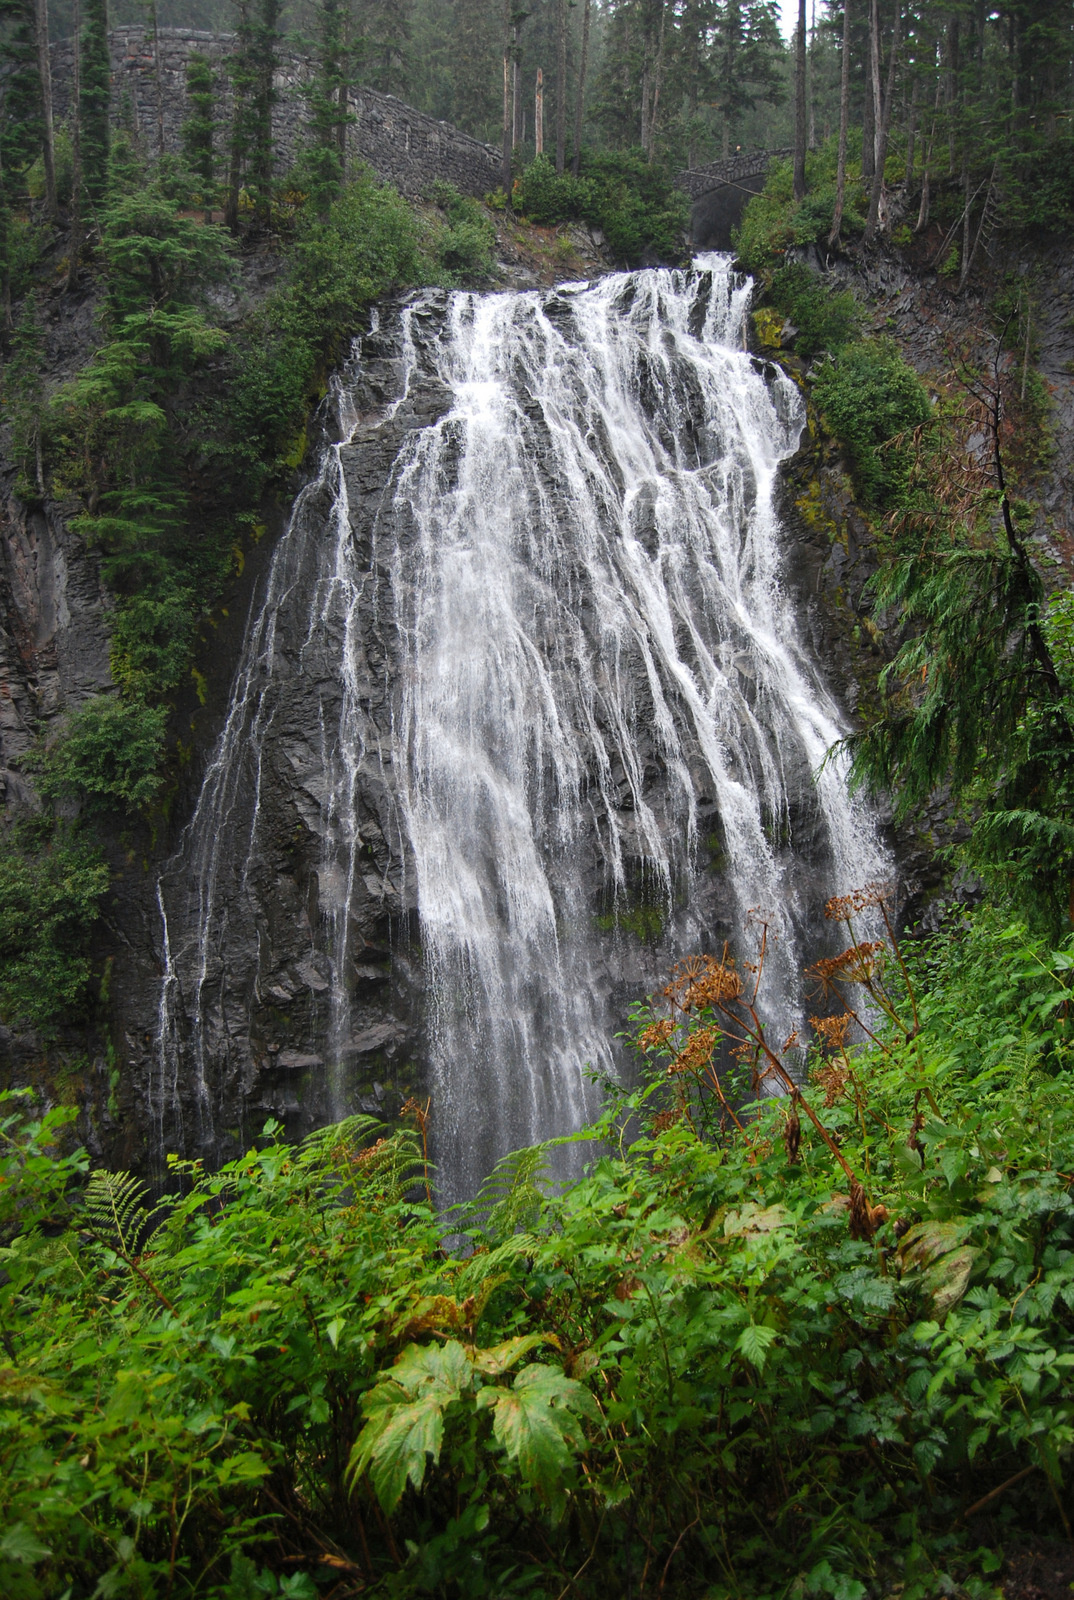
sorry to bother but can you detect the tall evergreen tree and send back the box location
[793,0,806,197]
[182,51,215,216]
[248,0,280,223]
[0,0,43,331]
[304,0,349,213]
[225,0,259,230]
[78,0,110,214]
[32,0,55,218]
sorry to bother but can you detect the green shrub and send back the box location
[34,697,169,813]
[428,181,497,281]
[512,154,593,224]
[812,337,931,504]
[1,905,1073,1593]
[228,170,423,468]
[511,151,687,266]
[0,825,110,1030]
[769,262,861,358]
[106,587,201,700]
[733,147,867,277]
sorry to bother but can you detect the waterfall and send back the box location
[155,255,888,1200]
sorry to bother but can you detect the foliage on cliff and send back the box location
[736,150,1074,940]
[512,151,689,265]
[2,896,1073,1598]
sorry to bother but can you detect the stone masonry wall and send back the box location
[49,27,502,200]
[678,148,791,200]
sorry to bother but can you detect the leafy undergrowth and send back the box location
[2,897,1073,1598]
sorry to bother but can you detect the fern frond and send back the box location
[456,1143,553,1242]
[83,1170,167,1259]
[298,1115,384,1170]
[350,1126,427,1205]
[453,1233,535,1295]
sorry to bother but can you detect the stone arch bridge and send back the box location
[678,149,791,249]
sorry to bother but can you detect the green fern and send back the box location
[458,1144,553,1243]
[83,1169,167,1261]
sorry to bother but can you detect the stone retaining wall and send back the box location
[49,26,502,199]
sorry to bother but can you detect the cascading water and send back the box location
[154,254,889,1201]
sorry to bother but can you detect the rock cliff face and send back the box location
[5,232,1072,1177]
[122,262,894,1197]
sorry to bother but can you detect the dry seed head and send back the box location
[669,1026,718,1075]
[666,952,743,1011]
[651,1108,684,1134]
[639,1017,676,1051]
[812,1061,850,1107]
[824,882,894,922]
[811,1012,852,1050]
[808,941,886,990]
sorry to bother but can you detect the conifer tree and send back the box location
[32,0,55,218]
[182,52,215,217]
[248,0,280,223]
[0,0,45,330]
[225,0,254,230]
[304,0,348,214]
[78,0,110,214]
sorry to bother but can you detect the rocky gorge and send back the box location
[3,161,1073,1193]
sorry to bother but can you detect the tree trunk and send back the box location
[828,0,852,248]
[33,0,57,220]
[915,69,942,231]
[946,14,959,175]
[793,0,807,200]
[555,0,567,173]
[512,49,521,147]
[502,33,512,194]
[648,0,667,160]
[535,67,544,156]
[905,77,917,183]
[869,0,882,169]
[865,0,899,242]
[807,0,816,148]
[571,0,590,177]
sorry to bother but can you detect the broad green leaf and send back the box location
[480,1364,598,1502]
[723,1203,790,1238]
[736,1323,778,1370]
[353,1395,447,1512]
[0,1523,51,1565]
[470,1334,548,1375]
[391,1338,472,1399]
[923,1246,978,1316]
[325,1315,345,1350]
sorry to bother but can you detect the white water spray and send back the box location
[155,257,888,1199]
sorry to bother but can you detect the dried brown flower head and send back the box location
[807,941,886,992]
[812,1061,850,1107]
[811,1013,852,1051]
[651,1108,684,1133]
[664,952,743,1012]
[639,1017,676,1051]
[824,882,894,922]
[669,1026,718,1075]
